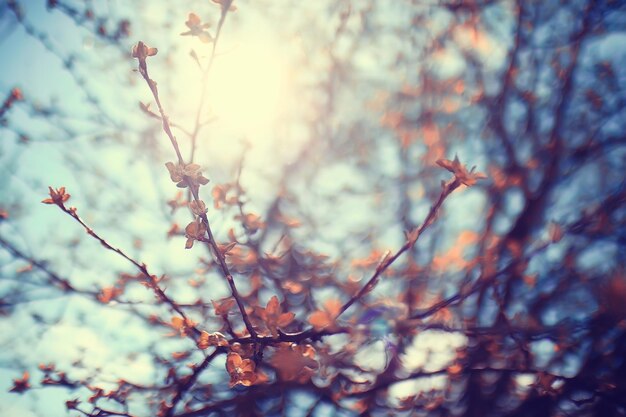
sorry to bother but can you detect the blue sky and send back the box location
[2,1,625,416]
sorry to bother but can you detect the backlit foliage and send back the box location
[1,1,625,417]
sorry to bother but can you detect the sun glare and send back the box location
[205,33,293,140]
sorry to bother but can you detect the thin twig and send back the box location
[134,4,258,339]
[52,202,199,336]
[165,349,223,417]
[338,178,462,317]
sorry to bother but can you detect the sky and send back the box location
[0,1,522,414]
[2,0,625,416]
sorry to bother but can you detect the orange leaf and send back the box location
[212,298,236,316]
[308,299,341,331]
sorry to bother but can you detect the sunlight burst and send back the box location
[206,34,293,139]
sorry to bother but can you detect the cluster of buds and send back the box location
[164,162,211,249]
[41,186,71,206]
[197,331,229,349]
[436,156,487,187]
[165,162,209,189]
